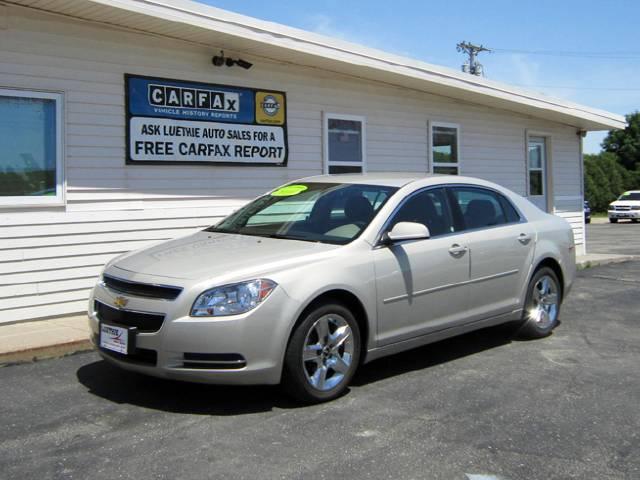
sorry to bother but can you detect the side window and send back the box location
[389,188,454,237]
[450,187,512,230]
[499,195,522,223]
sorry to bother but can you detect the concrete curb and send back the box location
[576,254,639,270]
[0,339,93,367]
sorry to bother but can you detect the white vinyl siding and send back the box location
[0,5,586,323]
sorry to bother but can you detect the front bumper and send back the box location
[608,210,640,219]
[88,282,300,385]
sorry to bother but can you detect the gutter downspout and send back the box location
[578,129,586,255]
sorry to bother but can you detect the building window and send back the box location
[0,89,63,206]
[528,136,546,196]
[324,113,366,174]
[430,122,460,175]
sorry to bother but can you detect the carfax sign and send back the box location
[126,74,287,166]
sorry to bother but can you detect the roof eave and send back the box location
[7,0,626,131]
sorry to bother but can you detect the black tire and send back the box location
[282,303,361,404]
[517,267,562,339]
[632,219,639,223]
[585,218,591,224]
[610,218,618,223]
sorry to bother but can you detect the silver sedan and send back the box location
[88,174,576,403]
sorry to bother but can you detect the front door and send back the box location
[528,137,548,211]
[373,187,470,346]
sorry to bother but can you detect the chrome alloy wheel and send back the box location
[302,314,354,391]
[528,275,559,329]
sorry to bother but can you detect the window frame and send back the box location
[0,88,65,207]
[527,136,547,197]
[446,185,526,233]
[376,186,456,245]
[429,121,461,175]
[525,130,553,212]
[323,112,367,174]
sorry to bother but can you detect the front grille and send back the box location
[101,346,158,366]
[94,300,165,333]
[182,352,246,370]
[615,205,631,211]
[102,274,182,300]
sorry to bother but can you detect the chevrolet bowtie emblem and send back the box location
[113,296,129,308]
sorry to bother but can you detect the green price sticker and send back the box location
[271,184,308,197]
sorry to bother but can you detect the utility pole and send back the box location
[457,41,491,76]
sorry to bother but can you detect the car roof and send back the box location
[299,172,505,190]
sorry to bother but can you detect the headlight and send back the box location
[631,206,640,210]
[609,204,616,209]
[191,279,277,317]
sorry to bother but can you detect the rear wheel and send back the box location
[518,267,562,339]
[610,218,618,223]
[282,303,361,403]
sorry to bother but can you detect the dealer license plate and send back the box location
[100,323,131,354]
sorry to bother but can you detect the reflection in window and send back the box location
[390,188,453,237]
[325,115,365,174]
[431,124,459,175]
[528,138,545,196]
[0,92,61,204]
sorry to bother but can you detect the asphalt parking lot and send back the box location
[1,261,639,480]
[586,221,640,256]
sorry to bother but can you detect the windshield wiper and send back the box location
[260,233,319,243]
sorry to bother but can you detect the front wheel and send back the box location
[609,218,618,223]
[517,267,562,339]
[282,303,361,403]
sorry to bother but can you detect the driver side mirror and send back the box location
[382,222,430,244]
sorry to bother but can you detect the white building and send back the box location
[0,0,625,324]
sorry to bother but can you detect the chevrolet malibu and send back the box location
[89,174,576,403]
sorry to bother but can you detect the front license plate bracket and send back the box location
[99,322,137,355]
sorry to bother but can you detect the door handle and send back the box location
[448,244,468,257]
[518,233,532,245]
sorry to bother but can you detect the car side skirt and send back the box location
[363,309,522,364]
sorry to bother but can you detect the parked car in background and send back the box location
[89,174,576,403]
[608,191,640,223]
[584,200,591,224]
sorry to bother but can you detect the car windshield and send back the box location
[206,182,397,244]
[618,192,640,201]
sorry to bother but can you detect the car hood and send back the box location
[109,231,340,281]
[611,200,640,207]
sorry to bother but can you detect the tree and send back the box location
[602,111,640,171]
[584,152,635,212]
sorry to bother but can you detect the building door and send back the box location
[528,137,548,211]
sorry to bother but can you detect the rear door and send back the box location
[447,186,535,321]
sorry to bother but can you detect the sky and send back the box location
[198,0,640,153]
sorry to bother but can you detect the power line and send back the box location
[512,84,640,91]
[492,47,640,59]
